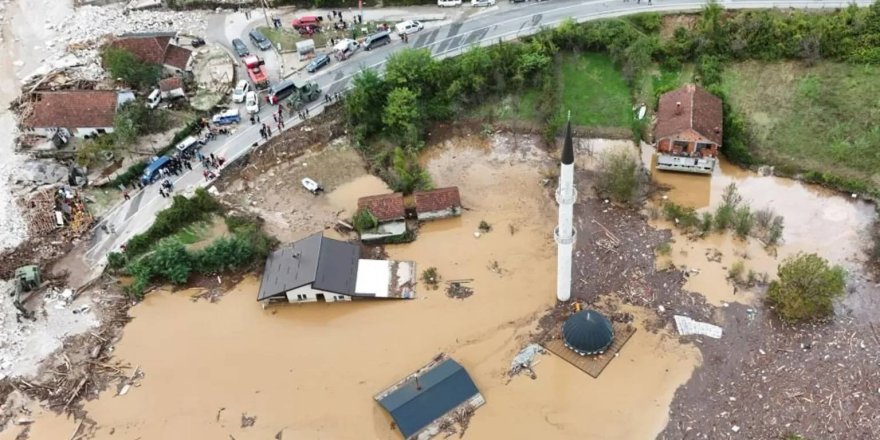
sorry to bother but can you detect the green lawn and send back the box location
[722,61,880,186]
[560,53,633,128]
[257,27,328,52]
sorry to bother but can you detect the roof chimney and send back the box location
[675,101,682,115]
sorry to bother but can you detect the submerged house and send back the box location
[375,354,485,440]
[414,187,461,221]
[257,232,416,305]
[654,84,723,174]
[357,193,407,242]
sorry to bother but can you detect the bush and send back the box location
[663,202,700,231]
[107,251,127,270]
[699,212,714,234]
[655,241,672,255]
[733,206,754,238]
[595,151,639,204]
[386,147,432,193]
[767,253,846,323]
[728,260,746,283]
[421,267,441,290]
[353,208,379,233]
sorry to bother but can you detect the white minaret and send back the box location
[554,116,576,302]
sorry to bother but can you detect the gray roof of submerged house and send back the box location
[257,233,359,301]
[378,358,480,439]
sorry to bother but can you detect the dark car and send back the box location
[306,53,331,73]
[232,38,249,57]
[266,79,297,104]
[190,37,206,47]
[248,30,272,51]
[363,31,392,51]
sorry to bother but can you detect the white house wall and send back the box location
[285,284,351,303]
[418,207,460,221]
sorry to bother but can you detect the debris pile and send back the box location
[445,281,473,300]
[508,344,546,379]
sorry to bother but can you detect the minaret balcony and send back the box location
[554,226,577,245]
[555,186,577,205]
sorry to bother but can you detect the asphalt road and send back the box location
[83,0,873,271]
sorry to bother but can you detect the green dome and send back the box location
[562,310,614,356]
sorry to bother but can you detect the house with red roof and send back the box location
[414,187,461,221]
[24,90,135,139]
[654,84,723,174]
[357,193,407,242]
[108,32,193,73]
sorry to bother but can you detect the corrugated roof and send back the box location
[257,233,359,301]
[378,358,480,439]
[357,193,405,222]
[655,84,723,145]
[414,187,461,214]
[25,90,119,129]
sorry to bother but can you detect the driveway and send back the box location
[83,0,876,276]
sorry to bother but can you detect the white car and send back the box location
[245,91,259,114]
[438,0,462,6]
[394,20,424,36]
[232,80,249,103]
[471,0,496,6]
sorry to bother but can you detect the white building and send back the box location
[257,233,416,305]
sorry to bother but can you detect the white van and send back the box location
[146,89,161,109]
[394,20,423,36]
[438,0,462,6]
[175,135,200,153]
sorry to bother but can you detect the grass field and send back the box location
[722,61,880,188]
[257,27,328,52]
[560,53,633,128]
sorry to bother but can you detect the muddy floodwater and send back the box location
[2,136,701,440]
[643,145,876,311]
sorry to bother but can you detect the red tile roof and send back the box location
[655,84,723,145]
[159,76,183,92]
[25,90,118,129]
[414,187,461,214]
[110,36,170,65]
[358,193,405,222]
[163,44,192,70]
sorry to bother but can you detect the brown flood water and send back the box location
[643,144,876,307]
[2,138,700,440]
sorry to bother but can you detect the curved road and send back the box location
[84,0,873,271]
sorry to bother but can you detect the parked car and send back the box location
[248,29,272,51]
[471,0,496,6]
[212,108,241,125]
[245,91,259,114]
[394,20,423,36]
[146,89,162,109]
[232,80,250,103]
[231,38,249,57]
[175,136,200,154]
[363,31,392,51]
[438,0,462,6]
[190,37,206,47]
[333,39,360,61]
[306,53,331,73]
[266,79,297,104]
[292,15,321,30]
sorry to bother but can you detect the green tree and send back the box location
[345,69,388,142]
[383,87,423,147]
[767,253,846,323]
[388,147,432,193]
[75,135,116,167]
[595,151,639,204]
[102,47,161,90]
[352,208,378,233]
[383,48,439,94]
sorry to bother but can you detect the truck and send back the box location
[243,55,269,90]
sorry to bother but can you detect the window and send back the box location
[296,294,307,301]
[335,295,346,300]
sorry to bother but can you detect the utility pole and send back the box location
[259,0,271,28]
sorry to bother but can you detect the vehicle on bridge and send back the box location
[212,108,241,125]
[243,55,269,89]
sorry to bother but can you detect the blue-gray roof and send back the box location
[257,233,359,301]
[378,359,480,439]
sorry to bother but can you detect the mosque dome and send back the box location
[562,310,614,356]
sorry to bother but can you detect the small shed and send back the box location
[357,193,407,242]
[375,355,484,440]
[158,77,185,99]
[414,187,461,221]
[296,39,315,61]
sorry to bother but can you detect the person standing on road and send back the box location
[273,113,278,123]
[266,125,272,136]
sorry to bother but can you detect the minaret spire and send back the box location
[554,112,577,302]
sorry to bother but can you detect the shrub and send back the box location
[102,47,162,90]
[421,267,441,290]
[733,206,754,238]
[107,251,128,270]
[663,202,700,231]
[387,147,432,193]
[766,216,784,246]
[353,208,379,233]
[767,253,846,323]
[595,151,639,204]
[124,189,221,256]
[728,260,746,283]
[655,241,672,255]
[699,212,714,234]
[478,220,492,233]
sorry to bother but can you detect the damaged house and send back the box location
[108,32,194,73]
[257,232,416,305]
[414,187,461,221]
[23,89,135,140]
[357,193,407,242]
[654,84,723,174]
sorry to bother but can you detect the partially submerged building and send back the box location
[257,233,416,305]
[357,193,407,242]
[375,354,485,440]
[414,187,461,221]
[23,90,135,140]
[562,309,614,356]
[654,84,723,174]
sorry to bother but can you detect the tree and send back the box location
[388,147,432,193]
[383,49,439,94]
[352,208,378,233]
[345,69,388,142]
[767,253,846,323]
[595,150,639,204]
[102,47,161,90]
[383,87,423,147]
